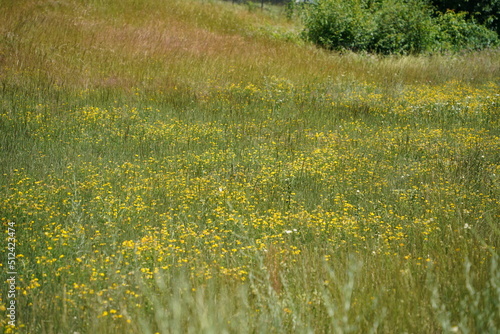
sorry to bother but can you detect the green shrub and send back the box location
[371,0,436,54]
[301,0,499,54]
[431,0,500,35]
[435,10,499,52]
[301,0,376,52]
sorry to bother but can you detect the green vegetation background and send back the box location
[301,0,499,54]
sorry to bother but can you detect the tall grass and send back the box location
[1,0,499,333]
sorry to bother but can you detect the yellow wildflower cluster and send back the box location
[1,79,498,330]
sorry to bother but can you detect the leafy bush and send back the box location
[431,0,500,35]
[435,10,499,52]
[302,0,499,54]
[301,0,376,52]
[371,0,436,54]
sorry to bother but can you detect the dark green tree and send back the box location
[431,0,499,34]
[301,0,498,54]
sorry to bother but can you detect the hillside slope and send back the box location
[1,0,499,97]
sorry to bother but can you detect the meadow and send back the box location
[1,0,499,333]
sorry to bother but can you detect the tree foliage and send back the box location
[431,0,500,34]
[302,0,499,54]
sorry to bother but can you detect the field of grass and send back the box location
[1,0,499,333]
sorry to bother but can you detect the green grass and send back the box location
[1,0,499,333]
